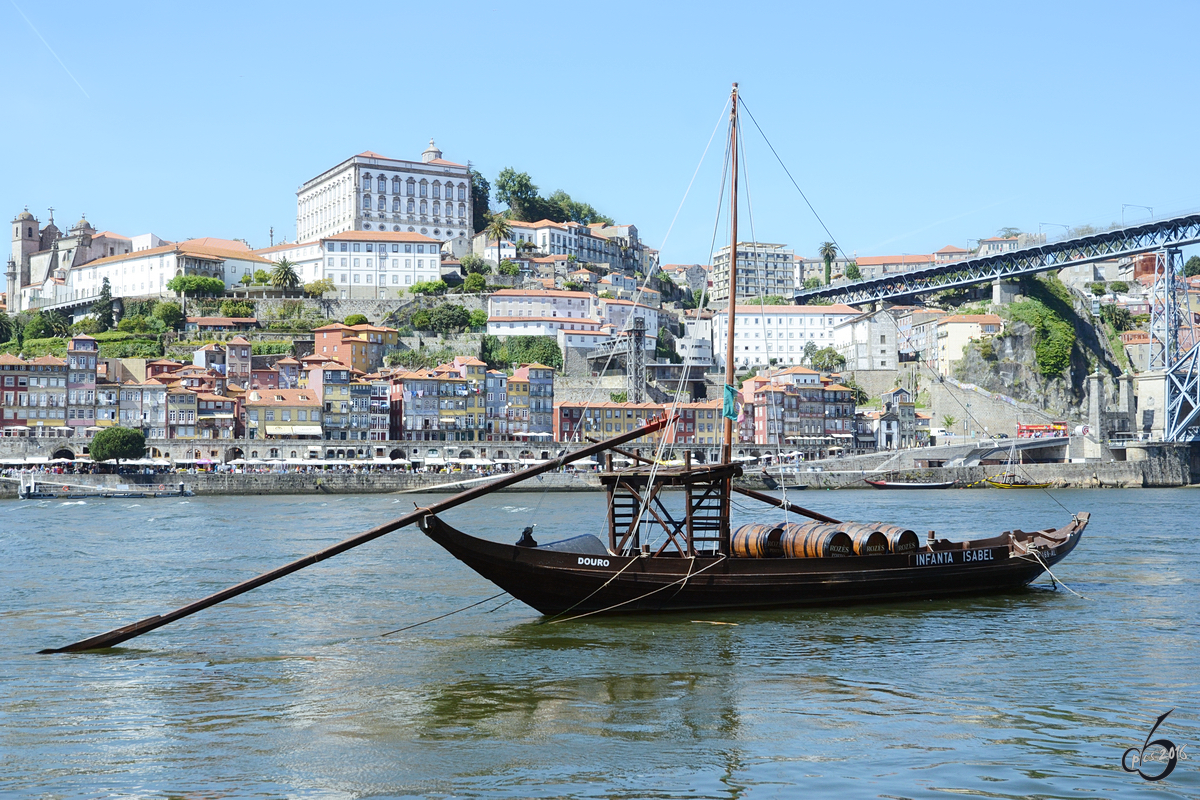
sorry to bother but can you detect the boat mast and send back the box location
[722,82,739,467]
[717,82,739,557]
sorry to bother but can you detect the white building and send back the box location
[712,304,861,369]
[486,288,599,337]
[254,231,442,299]
[712,241,795,303]
[833,309,900,371]
[598,298,658,351]
[295,141,472,245]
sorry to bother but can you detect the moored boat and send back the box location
[864,478,958,490]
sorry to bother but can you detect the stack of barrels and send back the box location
[731,520,918,558]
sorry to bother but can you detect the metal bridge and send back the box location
[586,318,646,402]
[794,213,1200,306]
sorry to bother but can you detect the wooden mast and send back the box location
[719,82,739,555]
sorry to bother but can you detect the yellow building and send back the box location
[507,370,530,435]
[554,401,666,444]
[244,388,324,439]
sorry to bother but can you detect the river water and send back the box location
[2,488,1198,798]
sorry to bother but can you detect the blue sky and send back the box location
[5,0,1199,265]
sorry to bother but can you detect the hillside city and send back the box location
[1,141,1182,467]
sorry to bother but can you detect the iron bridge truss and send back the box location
[794,213,1200,306]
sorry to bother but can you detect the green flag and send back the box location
[723,383,738,421]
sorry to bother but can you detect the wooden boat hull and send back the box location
[419,513,1087,617]
[984,479,1052,489]
[864,479,958,490]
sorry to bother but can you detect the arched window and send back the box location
[363,195,371,209]
[392,177,401,193]
[377,195,386,210]
[433,202,440,217]
[419,180,427,197]
[406,198,415,213]
[458,203,466,218]
[420,200,427,215]
[378,175,386,193]
[407,178,415,196]
[392,197,401,211]
[432,182,441,199]
[458,184,467,201]
[362,174,372,190]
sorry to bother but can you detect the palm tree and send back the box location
[818,241,837,286]
[270,258,300,290]
[484,216,512,267]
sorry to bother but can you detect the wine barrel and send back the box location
[869,522,919,554]
[780,521,853,558]
[838,522,890,556]
[732,522,784,558]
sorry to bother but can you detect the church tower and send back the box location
[421,138,442,163]
[11,208,39,303]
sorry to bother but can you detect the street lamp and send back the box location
[1122,204,1153,226]
[1039,222,1069,239]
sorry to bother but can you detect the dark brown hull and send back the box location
[419,514,1087,617]
[864,479,958,490]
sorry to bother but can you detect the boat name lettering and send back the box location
[578,557,610,567]
[914,548,997,566]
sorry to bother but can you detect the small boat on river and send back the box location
[984,473,1052,489]
[864,478,958,490]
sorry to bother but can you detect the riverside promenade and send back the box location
[0,452,1192,499]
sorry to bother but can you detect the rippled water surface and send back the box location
[2,488,1199,798]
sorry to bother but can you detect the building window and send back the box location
[407,178,415,196]
[458,184,466,201]
[378,196,386,210]
[363,195,371,210]
[420,181,427,197]
[392,197,400,211]
[362,174,371,190]
[420,201,427,214]
[378,175,386,193]
[392,177,401,193]
[407,199,414,213]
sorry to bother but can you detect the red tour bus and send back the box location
[1017,422,1067,439]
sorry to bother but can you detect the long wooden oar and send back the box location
[588,440,840,525]
[40,417,674,654]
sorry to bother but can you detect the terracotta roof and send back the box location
[91,230,130,240]
[0,353,25,365]
[75,239,273,270]
[228,336,251,344]
[488,316,602,325]
[323,230,440,244]
[251,240,319,255]
[427,158,466,168]
[936,245,968,253]
[489,288,593,300]
[30,355,65,366]
[717,304,861,315]
[187,317,258,326]
[824,384,851,392]
[275,356,300,364]
[855,254,933,266]
[245,388,322,406]
[937,314,1003,326]
[517,362,553,370]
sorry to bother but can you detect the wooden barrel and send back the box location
[780,521,853,558]
[732,522,784,558]
[869,522,920,554]
[839,522,890,555]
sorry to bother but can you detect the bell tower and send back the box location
[11,208,39,306]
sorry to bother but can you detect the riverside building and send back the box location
[295,141,472,244]
[711,242,795,303]
[712,304,861,369]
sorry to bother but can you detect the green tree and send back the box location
[495,168,542,220]
[252,269,272,285]
[818,241,837,286]
[1101,304,1134,332]
[89,426,146,465]
[411,309,432,330]
[23,312,54,340]
[305,277,336,297]
[270,258,301,290]
[45,311,70,336]
[0,311,11,343]
[429,304,470,334]
[71,317,103,335]
[468,309,488,328]
[803,277,822,290]
[843,379,869,406]
[802,341,818,366]
[152,301,185,330]
[167,275,225,297]
[91,277,114,331]
[498,261,521,277]
[1185,256,1200,278]
[411,280,448,295]
[464,273,486,293]
[117,315,150,333]
[940,415,958,432]
[344,313,369,326]
[221,300,255,318]
[810,346,845,372]
[845,261,862,281]
[609,391,628,403]
[1090,282,1106,296]
[1110,280,1130,294]
[997,227,1022,238]
[470,168,491,233]
[460,253,489,275]
[484,216,513,266]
